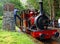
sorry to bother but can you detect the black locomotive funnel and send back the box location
[39,0,43,15]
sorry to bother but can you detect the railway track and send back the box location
[34,37,60,44]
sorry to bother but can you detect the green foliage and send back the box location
[43,0,50,13]
[56,9,60,19]
[10,0,24,10]
[0,2,3,16]
[0,16,2,29]
[27,0,39,9]
[0,20,2,29]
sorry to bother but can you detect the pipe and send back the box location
[39,0,43,15]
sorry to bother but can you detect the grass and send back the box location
[0,16,35,44]
[0,31,35,44]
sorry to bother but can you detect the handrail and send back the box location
[15,15,23,27]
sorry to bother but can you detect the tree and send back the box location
[52,0,60,20]
[27,0,39,9]
[9,0,24,10]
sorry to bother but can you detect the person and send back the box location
[14,8,21,24]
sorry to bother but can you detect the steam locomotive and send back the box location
[19,0,59,40]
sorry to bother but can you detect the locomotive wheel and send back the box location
[54,32,59,38]
[39,34,45,40]
[51,32,59,40]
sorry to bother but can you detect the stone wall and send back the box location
[3,3,15,31]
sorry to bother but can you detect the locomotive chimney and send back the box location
[39,0,43,15]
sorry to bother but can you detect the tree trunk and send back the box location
[52,0,59,27]
[48,0,52,20]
